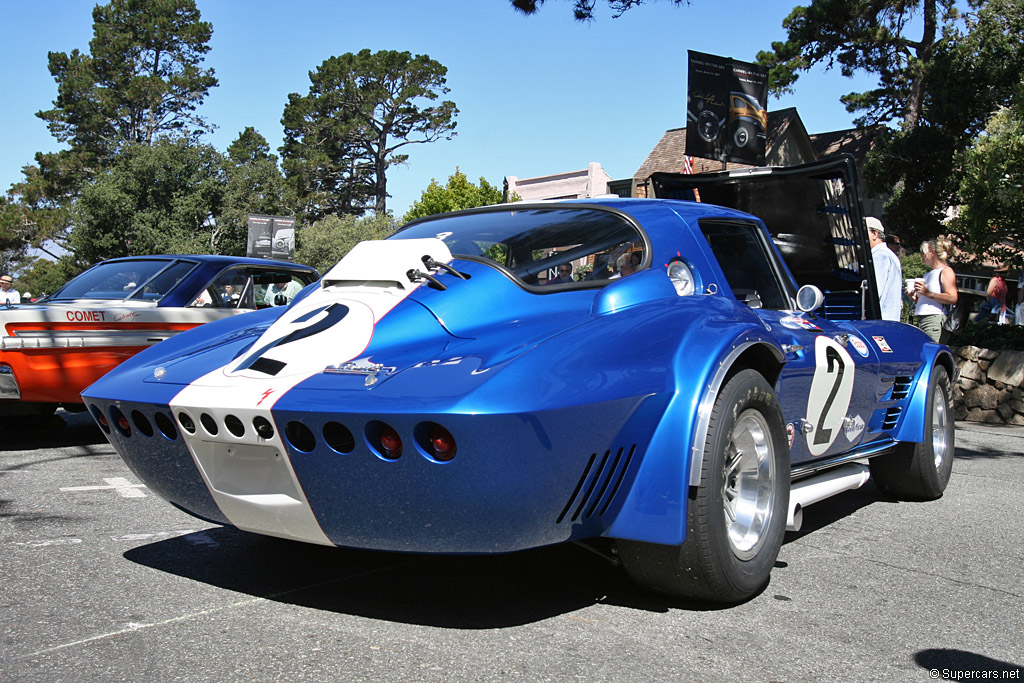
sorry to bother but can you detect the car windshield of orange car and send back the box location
[395,207,647,287]
[48,259,197,302]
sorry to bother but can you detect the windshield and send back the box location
[49,259,197,302]
[395,206,647,286]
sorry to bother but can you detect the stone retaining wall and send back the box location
[951,346,1024,425]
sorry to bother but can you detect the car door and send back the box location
[700,218,880,465]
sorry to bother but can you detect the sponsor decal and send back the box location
[849,336,870,357]
[872,336,893,353]
[844,414,865,441]
[780,315,822,331]
[786,422,795,448]
[112,311,142,322]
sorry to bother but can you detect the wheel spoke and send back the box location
[722,410,776,560]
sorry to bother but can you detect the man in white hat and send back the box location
[0,274,21,306]
[866,217,902,321]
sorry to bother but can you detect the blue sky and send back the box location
[0,0,877,219]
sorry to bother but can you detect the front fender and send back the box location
[894,343,955,444]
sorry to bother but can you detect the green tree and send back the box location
[282,49,458,217]
[296,213,397,274]
[757,0,1024,245]
[70,138,225,264]
[9,255,82,301]
[951,98,1024,268]
[4,0,217,269]
[402,168,508,223]
[510,0,686,20]
[37,0,216,158]
[219,128,295,257]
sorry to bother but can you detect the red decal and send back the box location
[66,310,106,322]
[256,388,275,406]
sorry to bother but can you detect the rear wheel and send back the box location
[870,365,954,500]
[618,369,789,603]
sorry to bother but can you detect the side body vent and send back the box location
[890,376,913,400]
[557,445,636,524]
[882,407,902,431]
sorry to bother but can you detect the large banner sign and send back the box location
[686,51,769,167]
[247,214,296,262]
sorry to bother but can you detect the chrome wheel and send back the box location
[931,382,949,470]
[723,409,776,560]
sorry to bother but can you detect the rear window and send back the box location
[395,207,647,287]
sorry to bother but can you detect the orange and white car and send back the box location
[0,254,318,419]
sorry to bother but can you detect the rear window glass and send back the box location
[395,207,647,286]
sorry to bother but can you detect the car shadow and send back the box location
[123,453,983,624]
[0,410,107,451]
[124,528,749,626]
[915,648,1023,677]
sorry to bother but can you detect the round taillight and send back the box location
[380,427,402,456]
[253,416,275,440]
[430,426,456,461]
[111,407,131,437]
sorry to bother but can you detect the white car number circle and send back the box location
[805,335,856,456]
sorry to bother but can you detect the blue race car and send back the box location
[82,157,954,603]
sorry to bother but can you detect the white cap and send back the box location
[865,217,885,235]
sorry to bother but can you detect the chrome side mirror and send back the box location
[795,284,824,312]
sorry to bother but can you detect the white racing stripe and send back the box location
[168,238,453,545]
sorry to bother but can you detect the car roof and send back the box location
[98,254,316,271]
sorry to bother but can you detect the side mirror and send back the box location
[795,284,824,312]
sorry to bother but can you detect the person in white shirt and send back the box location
[263,278,302,306]
[866,217,903,321]
[909,238,958,343]
[0,274,21,306]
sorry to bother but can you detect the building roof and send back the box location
[810,125,885,163]
[633,108,805,180]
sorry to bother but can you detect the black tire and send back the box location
[618,369,789,603]
[870,364,954,500]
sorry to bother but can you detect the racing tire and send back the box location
[618,369,789,603]
[869,365,954,501]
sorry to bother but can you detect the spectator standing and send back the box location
[979,266,1009,323]
[0,274,20,306]
[1018,270,1024,325]
[910,238,958,343]
[866,217,903,321]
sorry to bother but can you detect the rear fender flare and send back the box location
[604,326,784,546]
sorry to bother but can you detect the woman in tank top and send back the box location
[910,238,958,343]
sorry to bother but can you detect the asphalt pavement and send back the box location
[1,412,1022,682]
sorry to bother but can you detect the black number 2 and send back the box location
[813,346,845,446]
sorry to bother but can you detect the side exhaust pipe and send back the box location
[787,463,871,532]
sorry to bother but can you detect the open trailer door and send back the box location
[649,155,881,321]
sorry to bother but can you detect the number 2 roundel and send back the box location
[805,335,856,456]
